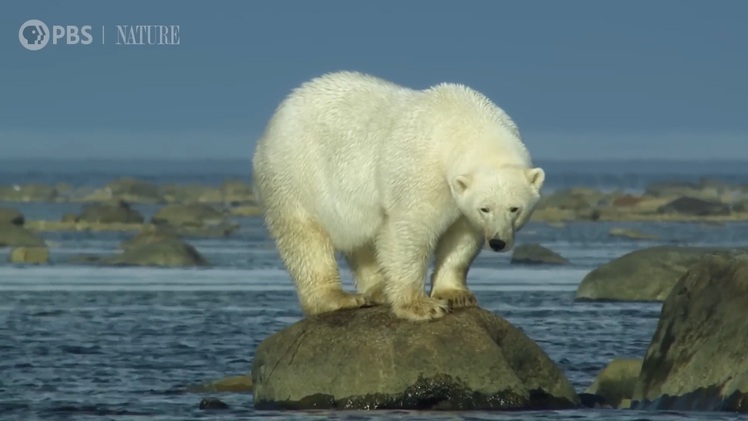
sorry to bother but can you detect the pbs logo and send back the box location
[19,19,93,51]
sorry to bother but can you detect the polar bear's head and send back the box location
[449,166,545,252]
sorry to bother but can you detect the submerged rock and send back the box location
[577,393,612,409]
[103,239,208,267]
[152,203,223,226]
[611,194,645,208]
[151,203,238,237]
[510,244,569,265]
[0,207,24,226]
[585,358,642,409]
[632,252,748,412]
[252,306,579,410]
[77,200,145,224]
[161,184,223,204]
[608,228,658,241]
[574,246,744,302]
[539,188,607,212]
[657,196,730,216]
[66,254,103,265]
[644,179,730,201]
[187,375,252,393]
[119,229,182,250]
[198,397,229,410]
[105,177,163,203]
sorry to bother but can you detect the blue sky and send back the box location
[1,0,746,160]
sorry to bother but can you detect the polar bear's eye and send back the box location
[510,207,519,213]
[480,207,490,213]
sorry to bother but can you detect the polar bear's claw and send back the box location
[431,288,479,310]
[393,296,449,322]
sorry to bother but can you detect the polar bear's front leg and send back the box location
[429,217,483,309]
[376,218,449,321]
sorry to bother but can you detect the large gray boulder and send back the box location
[632,252,748,412]
[252,306,579,410]
[574,246,744,302]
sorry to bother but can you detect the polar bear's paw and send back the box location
[393,296,449,322]
[360,284,387,306]
[306,289,373,316]
[431,288,478,310]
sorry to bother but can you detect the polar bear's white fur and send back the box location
[252,71,545,321]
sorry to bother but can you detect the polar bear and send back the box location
[252,71,545,322]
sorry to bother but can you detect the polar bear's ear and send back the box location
[451,174,471,195]
[526,167,545,191]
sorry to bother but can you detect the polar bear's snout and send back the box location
[488,238,507,252]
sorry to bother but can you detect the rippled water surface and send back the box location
[3,160,748,420]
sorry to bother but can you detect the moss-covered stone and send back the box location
[575,246,747,302]
[252,306,579,410]
[9,247,49,264]
[103,239,208,267]
[0,225,46,248]
[631,252,748,412]
[585,358,642,408]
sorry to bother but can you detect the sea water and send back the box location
[2,159,748,420]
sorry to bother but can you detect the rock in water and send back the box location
[151,203,225,227]
[77,200,145,224]
[511,244,569,265]
[0,207,24,226]
[151,203,238,237]
[103,239,208,267]
[574,246,746,302]
[251,306,579,410]
[0,225,46,248]
[631,252,748,412]
[198,397,229,410]
[187,375,252,393]
[105,177,163,203]
[657,196,730,216]
[585,358,642,409]
[9,247,49,264]
[608,228,658,241]
[119,229,182,250]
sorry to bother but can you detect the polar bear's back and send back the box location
[251,71,532,250]
[255,71,411,171]
[252,71,414,248]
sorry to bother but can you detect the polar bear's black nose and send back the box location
[489,239,506,252]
